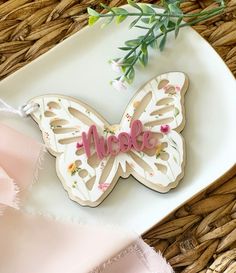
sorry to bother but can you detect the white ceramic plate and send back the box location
[0,8,235,234]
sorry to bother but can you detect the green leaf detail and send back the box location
[101,16,114,28]
[119,46,132,51]
[127,0,143,12]
[173,155,178,164]
[141,43,147,54]
[175,17,182,38]
[159,34,167,51]
[139,51,148,67]
[116,14,128,24]
[127,67,135,84]
[141,17,150,24]
[88,0,226,88]
[168,3,183,15]
[129,16,142,28]
[112,7,129,15]
[87,7,99,16]
[174,107,180,117]
[140,4,156,14]
[88,16,99,26]
[125,38,140,47]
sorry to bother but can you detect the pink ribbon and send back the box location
[0,122,173,273]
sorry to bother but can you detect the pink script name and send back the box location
[77,120,156,160]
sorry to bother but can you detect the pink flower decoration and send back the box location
[160,125,170,134]
[175,85,181,91]
[98,183,110,192]
[76,142,83,149]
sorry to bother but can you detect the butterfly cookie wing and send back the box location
[29,95,121,207]
[120,72,188,192]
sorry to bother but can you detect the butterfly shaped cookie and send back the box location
[29,72,188,207]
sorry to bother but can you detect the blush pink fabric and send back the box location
[0,123,173,273]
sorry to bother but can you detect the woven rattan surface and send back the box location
[0,1,235,272]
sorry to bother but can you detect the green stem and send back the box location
[147,7,224,46]
[98,5,224,19]
[123,19,160,60]
[123,6,224,80]
[124,51,142,78]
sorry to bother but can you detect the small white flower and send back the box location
[111,59,123,73]
[112,77,127,91]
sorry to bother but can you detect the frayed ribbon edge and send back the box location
[89,237,174,273]
[0,145,46,216]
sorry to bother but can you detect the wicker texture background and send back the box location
[0,1,235,272]
[0,0,235,78]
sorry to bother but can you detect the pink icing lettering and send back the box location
[78,120,156,160]
[107,135,120,156]
[118,132,132,152]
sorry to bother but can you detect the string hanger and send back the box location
[0,99,39,118]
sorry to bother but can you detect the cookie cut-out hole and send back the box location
[79,169,88,178]
[165,85,176,94]
[156,98,174,106]
[68,107,94,127]
[162,142,168,149]
[160,152,169,161]
[75,160,82,167]
[143,147,156,157]
[86,176,96,191]
[50,119,68,127]
[151,105,174,116]
[59,137,81,145]
[44,111,56,117]
[129,151,153,173]
[144,117,174,127]
[87,153,100,168]
[158,79,169,90]
[155,163,167,174]
[47,101,61,109]
[131,92,152,125]
[53,127,77,134]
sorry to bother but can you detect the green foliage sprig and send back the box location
[88,0,225,90]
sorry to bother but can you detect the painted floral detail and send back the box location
[126,113,131,122]
[100,161,106,170]
[103,124,119,136]
[174,107,180,117]
[43,132,49,141]
[175,85,181,92]
[76,142,83,149]
[72,181,78,188]
[68,162,80,176]
[98,183,110,192]
[163,84,181,95]
[156,143,166,158]
[160,125,170,134]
